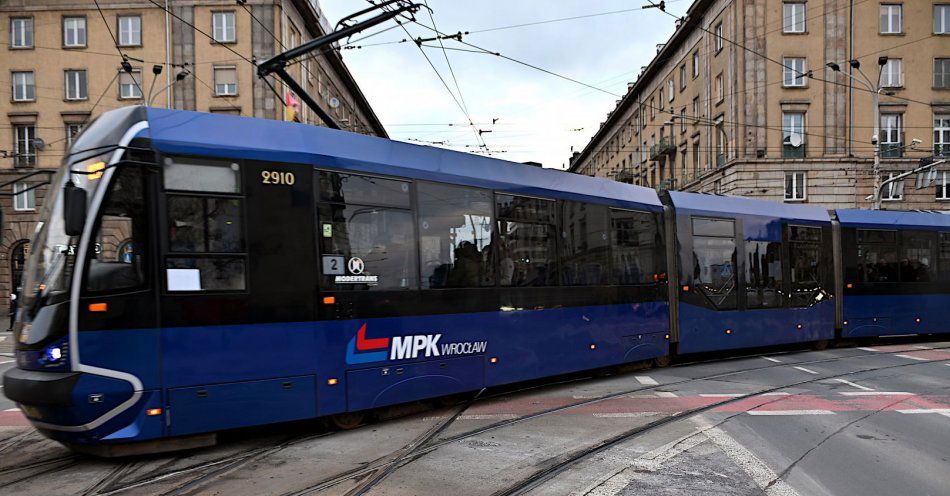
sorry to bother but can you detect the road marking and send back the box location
[833,378,874,391]
[857,347,879,352]
[894,354,929,361]
[897,408,950,414]
[698,419,802,496]
[839,391,913,396]
[760,392,791,396]
[654,391,678,398]
[747,410,835,416]
[4,408,19,412]
[592,412,659,418]
[940,413,950,419]
[913,345,934,350]
[634,375,659,386]
[0,360,13,365]
[793,366,819,375]
[699,393,743,397]
[761,356,782,363]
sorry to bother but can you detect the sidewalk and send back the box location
[0,332,12,355]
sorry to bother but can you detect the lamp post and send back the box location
[148,69,189,107]
[827,57,889,209]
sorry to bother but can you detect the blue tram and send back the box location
[1,106,946,453]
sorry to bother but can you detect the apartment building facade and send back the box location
[0,0,387,317]
[570,0,950,210]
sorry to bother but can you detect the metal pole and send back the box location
[872,89,881,209]
[165,0,171,108]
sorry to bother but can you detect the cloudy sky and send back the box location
[320,1,681,169]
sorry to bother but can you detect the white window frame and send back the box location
[883,172,904,201]
[783,57,807,87]
[714,23,723,52]
[214,66,238,96]
[679,65,686,90]
[13,125,36,166]
[692,51,700,78]
[783,111,806,156]
[880,4,902,34]
[10,17,33,48]
[937,5,950,34]
[881,113,902,145]
[63,16,86,47]
[936,171,950,200]
[12,71,34,101]
[64,70,87,100]
[715,73,723,102]
[66,123,84,149]
[936,114,950,157]
[668,78,674,101]
[880,59,903,88]
[119,69,143,99]
[785,171,807,201]
[118,15,141,46]
[783,2,806,33]
[936,58,950,89]
[13,182,35,211]
[212,12,236,43]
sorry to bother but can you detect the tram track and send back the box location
[6,342,946,496]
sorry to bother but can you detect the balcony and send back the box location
[782,144,806,159]
[649,137,675,160]
[880,143,903,158]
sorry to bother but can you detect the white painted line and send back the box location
[857,347,879,352]
[654,391,678,398]
[697,418,802,496]
[913,345,934,350]
[4,408,20,412]
[761,356,782,363]
[895,354,929,361]
[760,392,791,396]
[897,408,950,414]
[940,413,950,419]
[839,391,913,396]
[0,360,12,365]
[593,412,657,418]
[458,414,518,420]
[699,393,743,397]
[747,410,835,416]
[793,366,819,375]
[833,378,874,391]
[635,375,659,386]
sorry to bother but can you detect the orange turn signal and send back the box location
[88,303,108,312]
[489,357,498,364]
[146,408,162,416]
[327,378,339,385]
[323,296,336,305]
[846,283,853,289]
[682,285,689,292]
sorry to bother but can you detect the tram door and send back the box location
[158,156,317,436]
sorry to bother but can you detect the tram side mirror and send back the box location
[63,181,87,236]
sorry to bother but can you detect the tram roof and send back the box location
[141,107,662,210]
[667,191,831,223]
[835,208,950,230]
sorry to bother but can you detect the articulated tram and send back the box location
[3,106,949,454]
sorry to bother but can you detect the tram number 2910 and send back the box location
[261,170,296,185]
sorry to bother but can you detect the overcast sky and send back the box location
[320,1,680,169]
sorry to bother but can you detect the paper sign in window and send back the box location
[167,268,201,291]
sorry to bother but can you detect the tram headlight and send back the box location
[39,338,68,367]
[46,346,63,362]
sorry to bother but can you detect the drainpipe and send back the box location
[165,0,171,108]
[848,0,854,156]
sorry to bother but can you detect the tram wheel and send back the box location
[652,355,672,368]
[811,340,829,351]
[331,412,365,430]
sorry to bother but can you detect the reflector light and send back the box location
[796,324,803,329]
[490,357,498,364]
[323,296,336,304]
[88,303,107,312]
[665,334,670,340]
[327,378,339,385]
[146,408,162,416]
[846,283,853,289]
[725,329,732,334]
[843,320,849,325]
[915,318,921,323]
[589,344,596,350]
[682,285,689,292]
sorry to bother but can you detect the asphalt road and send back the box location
[1,341,949,496]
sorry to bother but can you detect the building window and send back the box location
[783,112,806,158]
[12,182,35,211]
[882,172,904,201]
[936,171,950,200]
[935,58,950,89]
[935,114,950,157]
[668,78,675,101]
[119,69,142,99]
[64,70,87,100]
[13,125,35,167]
[692,96,699,122]
[680,108,686,133]
[11,71,34,101]
[783,57,807,87]
[881,113,902,157]
[650,98,656,119]
[715,120,726,166]
[783,2,806,33]
[785,172,806,201]
[880,4,902,34]
[66,123,84,149]
[679,65,686,90]
[715,73,723,102]
[880,59,902,87]
[714,23,723,52]
[214,66,237,96]
[118,15,141,46]
[937,5,950,34]
[692,140,700,177]
[659,88,665,109]
[63,16,86,47]
[10,17,33,48]
[212,12,236,43]
[692,51,700,77]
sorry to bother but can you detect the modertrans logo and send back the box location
[345,323,487,365]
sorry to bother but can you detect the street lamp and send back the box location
[148,69,189,107]
[827,57,889,209]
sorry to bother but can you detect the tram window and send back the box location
[610,209,658,285]
[317,171,410,208]
[939,232,950,282]
[560,202,609,286]
[86,167,148,292]
[856,229,898,283]
[318,204,417,290]
[167,196,244,253]
[163,157,240,193]
[899,231,936,283]
[496,194,556,287]
[789,225,821,242]
[166,257,245,291]
[417,183,494,289]
[745,241,782,309]
[691,217,737,310]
